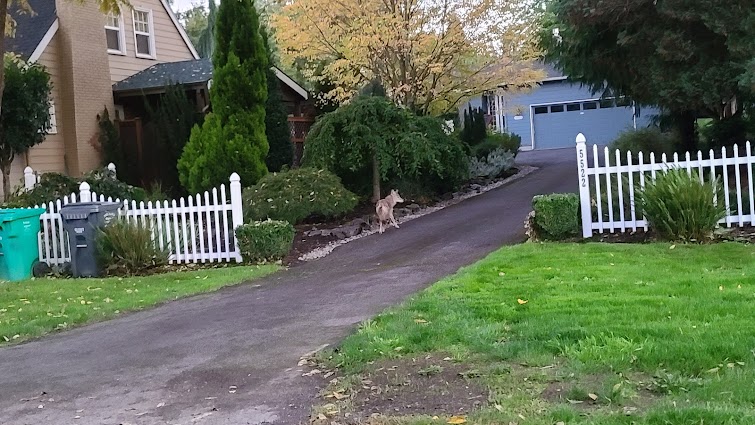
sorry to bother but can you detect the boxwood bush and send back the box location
[235,220,295,263]
[242,167,358,225]
[532,193,581,240]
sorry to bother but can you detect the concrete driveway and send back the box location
[0,149,577,425]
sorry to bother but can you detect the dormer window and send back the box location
[105,14,126,54]
[133,9,156,59]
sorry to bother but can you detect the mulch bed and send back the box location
[571,225,755,244]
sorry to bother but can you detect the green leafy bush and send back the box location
[637,168,727,241]
[532,193,580,240]
[96,220,168,275]
[4,168,146,208]
[609,128,677,160]
[242,167,358,225]
[235,220,295,263]
[304,96,468,200]
[472,132,522,159]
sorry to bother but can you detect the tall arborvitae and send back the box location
[178,0,269,193]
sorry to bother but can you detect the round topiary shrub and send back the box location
[242,167,358,225]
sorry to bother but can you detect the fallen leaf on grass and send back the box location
[447,416,467,424]
[588,393,598,401]
[517,299,528,305]
[414,319,428,324]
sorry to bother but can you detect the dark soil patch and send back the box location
[315,354,488,424]
[539,371,660,414]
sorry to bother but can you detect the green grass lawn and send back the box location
[0,264,278,345]
[322,243,755,424]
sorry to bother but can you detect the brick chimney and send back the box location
[54,0,115,175]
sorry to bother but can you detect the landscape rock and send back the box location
[332,225,362,239]
[32,262,52,277]
[394,208,412,218]
[347,218,370,230]
[406,203,421,213]
[304,229,322,237]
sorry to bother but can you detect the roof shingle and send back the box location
[8,0,57,60]
[112,58,214,93]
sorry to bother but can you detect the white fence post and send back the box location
[229,173,243,262]
[576,133,593,238]
[79,182,92,203]
[23,166,36,191]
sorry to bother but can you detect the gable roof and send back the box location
[8,0,57,61]
[112,58,309,100]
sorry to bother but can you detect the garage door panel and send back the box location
[533,102,635,150]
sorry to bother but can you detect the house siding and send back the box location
[28,32,67,175]
[107,0,196,83]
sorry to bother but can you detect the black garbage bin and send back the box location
[60,202,121,278]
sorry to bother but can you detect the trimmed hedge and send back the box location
[532,193,580,240]
[242,167,358,225]
[235,220,295,263]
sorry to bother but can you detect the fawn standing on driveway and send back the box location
[375,189,404,234]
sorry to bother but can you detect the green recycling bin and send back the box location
[0,208,46,282]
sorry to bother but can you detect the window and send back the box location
[133,9,156,58]
[534,106,548,114]
[105,14,125,54]
[567,103,581,112]
[48,102,57,134]
[583,102,598,110]
[550,104,564,113]
[600,98,615,109]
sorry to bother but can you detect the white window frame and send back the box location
[105,13,127,55]
[48,101,58,134]
[132,8,157,59]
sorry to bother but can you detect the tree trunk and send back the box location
[2,164,10,202]
[678,110,697,153]
[0,0,9,118]
[371,151,381,203]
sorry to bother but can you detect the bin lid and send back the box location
[60,202,121,219]
[0,208,47,222]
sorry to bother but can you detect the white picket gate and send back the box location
[33,173,244,266]
[576,133,755,238]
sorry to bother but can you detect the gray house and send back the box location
[461,63,656,150]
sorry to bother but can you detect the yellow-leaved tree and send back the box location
[272,0,545,114]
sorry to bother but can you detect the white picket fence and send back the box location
[576,133,755,238]
[30,172,244,266]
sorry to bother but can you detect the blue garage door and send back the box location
[532,100,636,149]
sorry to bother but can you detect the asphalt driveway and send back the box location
[0,149,577,425]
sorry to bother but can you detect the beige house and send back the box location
[7,0,198,195]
